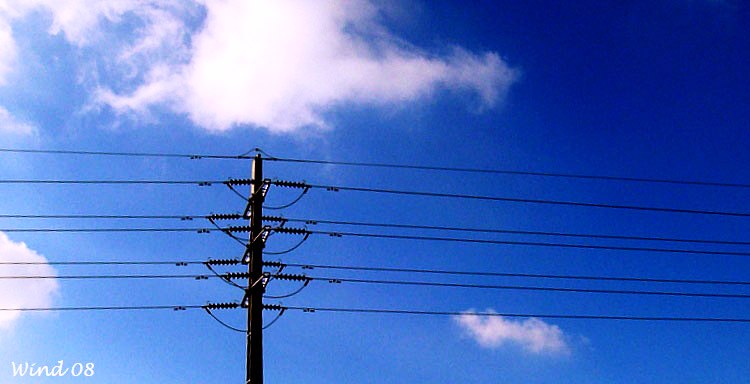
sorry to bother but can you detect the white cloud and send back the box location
[0,232,58,330]
[2,0,145,46]
[0,18,16,85]
[0,106,35,135]
[167,0,518,132]
[455,309,570,355]
[1,0,518,133]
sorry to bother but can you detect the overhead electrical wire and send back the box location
[278,262,750,286]
[0,214,197,219]
[3,213,750,247]
[303,182,750,218]
[279,228,750,258]
[0,148,253,160]
[0,260,204,265]
[292,275,750,300]
[278,217,750,246]
[0,274,217,280]
[3,176,750,217]
[0,228,210,233]
[4,259,749,287]
[5,147,750,189]
[3,303,750,323]
[0,305,204,311]
[265,156,750,189]
[0,179,221,185]
[267,305,750,323]
[3,223,750,256]
[10,225,742,257]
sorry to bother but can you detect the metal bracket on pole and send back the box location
[243,179,271,220]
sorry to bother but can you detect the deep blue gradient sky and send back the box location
[0,1,749,383]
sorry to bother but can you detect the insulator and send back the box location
[272,179,308,189]
[207,213,243,220]
[226,225,252,233]
[262,216,287,223]
[274,227,309,236]
[225,178,254,186]
[206,258,240,266]
[274,273,309,282]
[263,261,284,268]
[225,272,252,280]
[204,302,240,310]
[263,304,285,311]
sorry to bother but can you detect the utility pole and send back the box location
[247,154,264,384]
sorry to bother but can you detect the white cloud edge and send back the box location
[0,231,59,330]
[0,106,36,136]
[454,309,571,355]
[1,0,519,133]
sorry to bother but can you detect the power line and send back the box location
[5,223,750,256]
[266,156,750,189]
[279,228,750,258]
[275,305,750,323]
[297,275,750,299]
[4,146,749,189]
[0,305,204,311]
[280,217,750,246]
[0,260,204,265]
[303,182,750,218]
[0,214,198,219]
[0,179,220,185]
[0,274,217,280]
[5,213,750,247]
[279,262,750,286]
[4,259,750,287]
[0,228,210,233]
[4,176,750,218]
[0,148,254,160]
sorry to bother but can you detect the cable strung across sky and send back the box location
[3,147,750,189]
[4,213,750,246]
[292,275,750,300]
[4,224,750,257]
[4,259,750,286]
[4,272,750,300]
[2,176,750,217]
[265,305,750,323]
[1,303,749,323]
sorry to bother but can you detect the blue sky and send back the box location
[1,0,749,383]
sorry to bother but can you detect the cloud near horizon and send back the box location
[0,106,35,136]
[0,231,58,330]
[0,0,518,133]
[455,309,570,355]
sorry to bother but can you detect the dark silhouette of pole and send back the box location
[247,154,264,384]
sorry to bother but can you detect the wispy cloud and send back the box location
[0,106,35,136]
[455,309,570,355]
[0,19,16,85]
[1,0,518,133]
[0,232,58,330]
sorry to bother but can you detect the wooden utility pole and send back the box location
[247,154,264,384]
